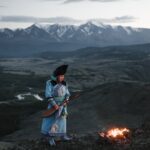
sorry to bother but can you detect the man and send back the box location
[41,65,72,146]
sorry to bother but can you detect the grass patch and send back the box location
[0,100,47,138]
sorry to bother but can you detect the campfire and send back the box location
[98,127,131,144]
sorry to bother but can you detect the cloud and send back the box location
[0,5,5,7]
[41,0,121,4]
[113,16,137,23]
[0,15,137,24]
[90,16,137,23]
[64,0,120,4]
[0,16,38,22]
[0,16,82,24]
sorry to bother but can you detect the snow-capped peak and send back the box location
[33,23,52,32]
[86,20,107,28]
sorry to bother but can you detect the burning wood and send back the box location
[100,128,129,139]
[98,127,131,145]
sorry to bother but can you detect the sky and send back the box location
[0,0,150,29]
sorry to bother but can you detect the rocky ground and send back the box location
[0,121,150,150]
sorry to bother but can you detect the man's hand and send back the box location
[53,104,59,110]
[63,100,69,106]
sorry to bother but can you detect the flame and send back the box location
[106,128,129,139]
[99,127,130,139]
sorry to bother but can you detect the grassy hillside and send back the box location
[0,43,150,139]
[0,71,47,101]
[0,100,47,138]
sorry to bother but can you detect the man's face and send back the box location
[57,75,65,82]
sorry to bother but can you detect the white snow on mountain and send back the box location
[56,26,68,37]
[0,21,150,48]
[20,21,143,38]
[86,20,108,28]
[123,27,132,35]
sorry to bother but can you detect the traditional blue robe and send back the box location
[41,77,70,137]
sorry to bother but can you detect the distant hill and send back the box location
[39,43,150,60]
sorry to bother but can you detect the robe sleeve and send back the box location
[45,80,56,106]
[65,84,71,100]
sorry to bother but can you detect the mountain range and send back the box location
[1,21,150,57]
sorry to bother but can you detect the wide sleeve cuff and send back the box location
[47,97,56,106]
